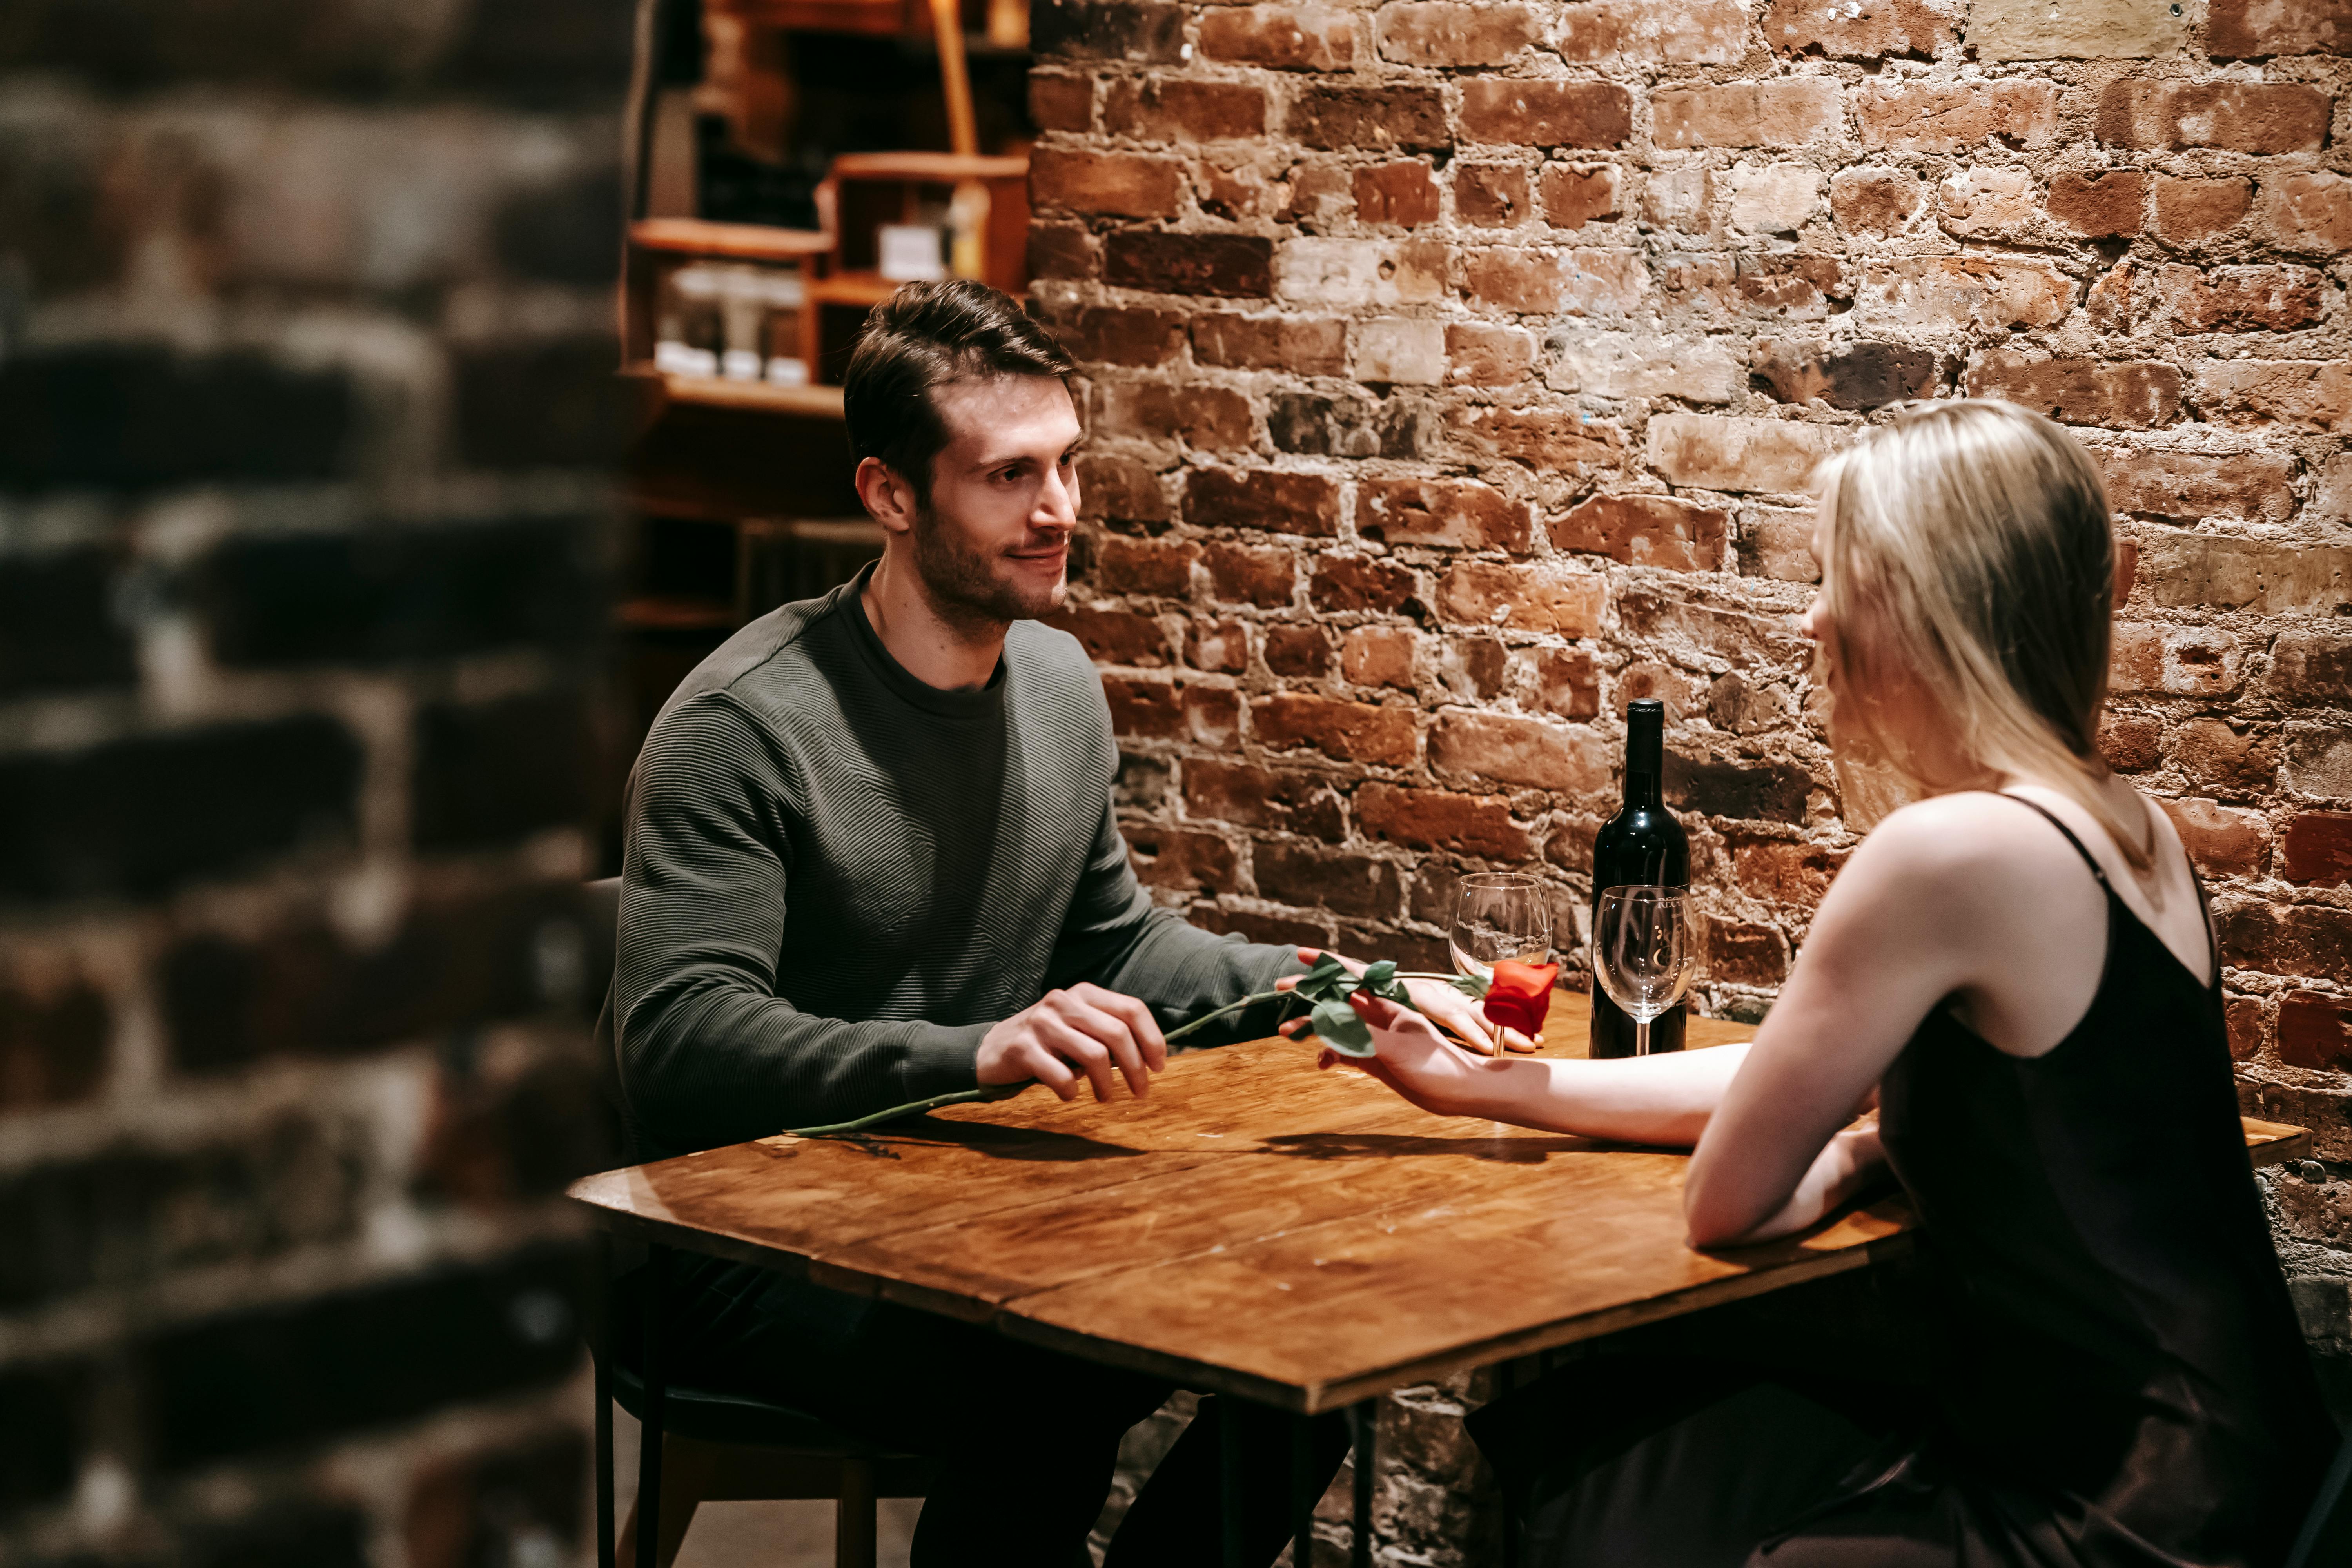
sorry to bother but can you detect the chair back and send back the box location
[2286,1423,2352,1568]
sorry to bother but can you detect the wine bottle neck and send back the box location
[1624,770,1663,810]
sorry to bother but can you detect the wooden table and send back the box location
[570,993,2311,1566]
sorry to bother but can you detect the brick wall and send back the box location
[1031,0,2352,1556]
[0,2,627,1563]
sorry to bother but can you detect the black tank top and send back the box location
[1873,795,2334,1565]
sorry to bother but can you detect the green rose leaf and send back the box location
[1294,953,1352,1003]
[1448,973,1488,1000]
[1309,996,1377,1057]
[1360,959,1396,990]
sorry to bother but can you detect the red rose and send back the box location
[1483,960,1559,1037]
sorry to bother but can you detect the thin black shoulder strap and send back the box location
[1996,792,2112,891]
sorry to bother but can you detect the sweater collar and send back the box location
[838,561,1008,721]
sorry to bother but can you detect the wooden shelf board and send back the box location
[635,368,848,418]
[618,595,738,633]
[806,271,902,309]
[829,151,1028,181]
[629,217,834,262]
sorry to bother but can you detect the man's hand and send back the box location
[1278,949,1536,1056]
[976,984,1168,1103]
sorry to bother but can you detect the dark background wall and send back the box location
[0,2,632,1563]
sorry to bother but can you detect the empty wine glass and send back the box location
[1593,886,1696,1058]
[1450,872,1553,1053]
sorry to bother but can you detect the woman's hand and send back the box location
[1279,982,1488,1118]
[1279,948,1535,1055]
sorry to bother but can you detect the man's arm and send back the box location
[1046,794,1305,1045]
[613,693,985,1153]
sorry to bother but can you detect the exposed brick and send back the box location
[1093,535,1199,597]
[1379,1,1542,64]
[2102,713,2165,773]
[1446,323,1538,386]
[1726,162,1824,234]
[1185,617,1249,673]
[2168,717,2277,797]
[1186,759,1347,840]
[2285,813,2352,886]
[1539,163,1624,229]
[1356,781,1534,858]
[1078,452,1171,526]
[143,1245,584,1470]
[1274,237,1449,307]
[1352,317,1448,384]
[1128,825,1241,895]
[2280,992,2352,1073]
[1198,5,1355,69]
[2283,728,2352,799]
[1965,352,2183,428]
[1311,553,1420,614]
[1429,710,1609,792]
[1655,253,1852,319]
[0,345,354,490]
[2098,79,2332,154]
[2142,535,2352,614]
[1184,466,1341,536]
[2162,797,2271,877]
[1354,160,1442,227]
[1646,414,1837,492]
[1103,77,1267,141]
[1737,506,1821,582]
[1254,842,1403,918]
[1761,0,1960,58]
[1546,328,1746,407]
[1094,377,1254,453]
[1731,837,1849,912]
[1265,625,1330,678]
[2095,448,2296,525]
[1448,403,1623,474]
[1203,541,1296,606]
[2190,361,2352,432]
[2046,170,2146,237]
[1437,560,1607,634]
[1104,232,1274,297]
[1103,673,1240,746]
[1342,626,1419,690]
[1033,0,1186,62]
[1192,312,1348,375]
[0,718,361,902]
[1550,494,1729,571]
[2268,627,2352,706]
[413,689,592,852]
[1830,167,1924,236]
[1045,605,1173,666]
[1856,80,2061,152]
[2225,995,2265,1061]
[0,546,136,697]
[1667,750,1816,823]
[1706,916,1791,986]
[1619,589,1810,668]
[1030,72,1094,132]
[1289,85,1450,152]
[0,967,108,1112]
[2257,171,2352,254]
[2146,263,2324,332]
[1857,256,2074,333]
[1252,692,1419,764]
[1459,81,1635,148]
[1654,80,1842,148]
[1270,387,1434,458]
[1360,476,1530,551]
[1030,148,1185,218]
[452,337,628,469]
[1558,0,1752,61]
[1029,222,1100,280]
[2219,901,2352,985]
[2111,622,2246,697]
[1437,637,1508,701]
[1463,247,1648,314]
[1752,339,1940,410]
[2210,0,2352,57]
[1537,648,1602,719]
[1454,163,1531,226]
[1936,166,2039,239]
[2153,175,2254,246]
[1051,304,1187,367]
[1969,0,2185,57]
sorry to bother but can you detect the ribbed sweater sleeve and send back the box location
[613,692,983,1153]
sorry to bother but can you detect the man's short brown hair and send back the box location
[841,280,1075,503]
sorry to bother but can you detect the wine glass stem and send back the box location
[1635,1017,1650,1057]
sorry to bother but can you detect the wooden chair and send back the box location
[2286,1423,2352,1568]
[584,878,935,1568]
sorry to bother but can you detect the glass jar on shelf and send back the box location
[653,262,722,378]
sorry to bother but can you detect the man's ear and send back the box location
[856,456,918,536]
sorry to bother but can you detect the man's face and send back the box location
[909,375,1083,626]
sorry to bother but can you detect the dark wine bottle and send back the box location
[1590,699,1690,1058]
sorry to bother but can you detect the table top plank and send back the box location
[571,992,2307,1412]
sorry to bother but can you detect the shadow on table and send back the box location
[1257,1131,1630,1163]
[828,1118,1150,1162]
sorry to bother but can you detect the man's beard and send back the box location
[908,503,1066,630]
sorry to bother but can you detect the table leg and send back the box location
[594,1232,615,1568]
[1220,1397,1245,1568]
[637,1245,668,1568]
[1290,1411,1318,1562]
[1350,1398,1376,1568]
[1498,1360,1519,1568]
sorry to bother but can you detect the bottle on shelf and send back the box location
[1590,699,1690,1059]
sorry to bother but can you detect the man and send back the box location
[609,279,1506,1563]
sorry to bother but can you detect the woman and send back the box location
[1320,401,2335,1565]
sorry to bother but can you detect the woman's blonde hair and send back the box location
[1810,398,2151,874]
